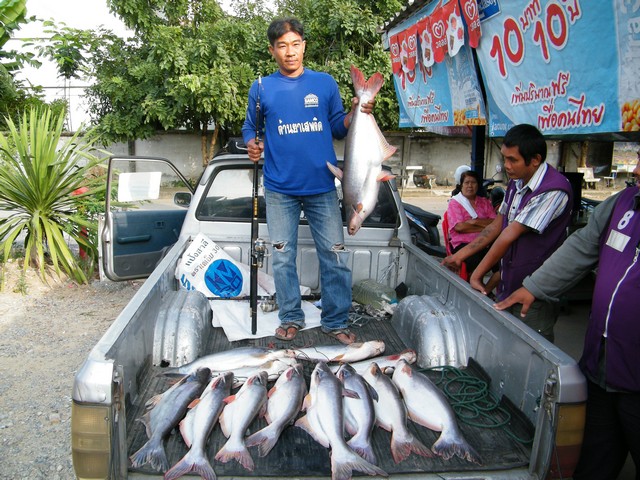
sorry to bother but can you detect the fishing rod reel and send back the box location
[252,237,270,269]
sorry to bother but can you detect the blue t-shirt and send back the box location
[242,69,349,195]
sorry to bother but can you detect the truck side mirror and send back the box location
[174,192,192,207]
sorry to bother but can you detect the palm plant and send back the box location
[0,106,105,284]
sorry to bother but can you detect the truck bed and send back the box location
[127,317,534,477]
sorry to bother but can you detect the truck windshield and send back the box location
[196,165,399,228]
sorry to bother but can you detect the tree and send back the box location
[0,0,56,127]
[76,0,267,165]
[45,0,401,166]
[36,22,94,131]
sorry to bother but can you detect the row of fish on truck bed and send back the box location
[130,341,482,480]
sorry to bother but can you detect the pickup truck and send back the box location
[71,150,587,480]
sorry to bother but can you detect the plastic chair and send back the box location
[442,211,469,281]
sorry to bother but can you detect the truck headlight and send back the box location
[71,401,112,479]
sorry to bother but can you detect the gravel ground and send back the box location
[0,261,141,479]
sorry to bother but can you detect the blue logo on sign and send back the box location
[204,259,243,297]
[478,0,500,22]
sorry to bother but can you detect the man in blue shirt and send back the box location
[242,17,374,344]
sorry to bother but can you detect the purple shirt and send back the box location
[498,165,573,300]
[581,186,640,391]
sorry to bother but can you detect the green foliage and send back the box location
[37,22,94,80]
[0,106,106,284]
[0,0,60,128]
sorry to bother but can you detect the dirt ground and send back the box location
[0,261,141,479]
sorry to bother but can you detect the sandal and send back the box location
[274,323,302,341]
[323,328,356,345]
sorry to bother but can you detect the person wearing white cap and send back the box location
[451,165,471,196]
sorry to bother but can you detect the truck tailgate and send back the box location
[126,317,533,477]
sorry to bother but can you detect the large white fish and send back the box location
[246,363,307,457]
[222,359,294,388]
[129,368,211,472]
[329,349,417,375]
[215,371,269,471]
[328,64,397,235]
[361,362,433,464]
[295,362,388,480]
[163,346,295,375]
[165,371,234,480]
[336,363,379,465]
[291,340,385,364]
[391,359,482,464]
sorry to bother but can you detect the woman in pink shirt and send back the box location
[446,170,496,274]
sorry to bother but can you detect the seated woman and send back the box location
[446,170,497,275]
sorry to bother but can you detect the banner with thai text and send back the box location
[388,0,488,129]
[475,1,640,137]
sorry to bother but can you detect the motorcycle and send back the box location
[482,164,506,211]
[402,202,446,258]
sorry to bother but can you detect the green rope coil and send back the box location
[423,366,534,444]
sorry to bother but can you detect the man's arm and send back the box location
[495,192,619,314]
[469,220,530,294]
[441,214,503,270]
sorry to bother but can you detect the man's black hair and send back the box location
[502,124,547,165]
[267,17,304,46]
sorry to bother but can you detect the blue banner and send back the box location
[475,1,639,137]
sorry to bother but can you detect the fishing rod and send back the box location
[249,76,264,335]
[208,294,321,302]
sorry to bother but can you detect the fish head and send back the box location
[335,363,356,382]
[247,370,269,387]
[347,210,365,235]
[292,362,305,376]
[399,349,418,364]
[194,367,212,383]
[212,371,234,390]
[283,362,304,381]
[367,361,382,378]
[367,340,386,356]
[311,361,333,385]
[392,359,413,382]
[275,348,298,359]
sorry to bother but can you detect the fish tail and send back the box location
[129,438,169,472]
[246,424,281,457]
[214,441,255,471]
[350,65,384,100]
[332,447,388,480]
[432,430,482,464]
[347,436,377,465]
[164,450,217,480]
[390,431,433,463]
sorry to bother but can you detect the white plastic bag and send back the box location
[175,233,272,299]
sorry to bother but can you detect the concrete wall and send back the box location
[97,131,619,187]
[100,132,207,182]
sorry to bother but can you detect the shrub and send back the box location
[0,106,106,283]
